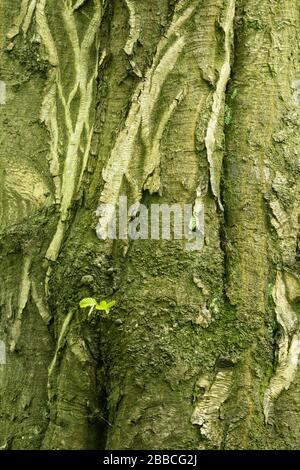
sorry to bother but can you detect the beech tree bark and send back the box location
[0,0,300,450]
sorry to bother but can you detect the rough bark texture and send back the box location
[0,0,300,450]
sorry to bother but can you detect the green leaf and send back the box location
[95,301,106,311]
[96,300,116,314]
[79,297,97,309]
[106,301,116,310]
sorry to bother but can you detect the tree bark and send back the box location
[0,0,300,450]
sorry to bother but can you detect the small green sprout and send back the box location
[79,298,97,309]
[80,297,116,318]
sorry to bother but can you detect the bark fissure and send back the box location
[263,272,300,424]
[204,0,235,211]
[97,0,197,240]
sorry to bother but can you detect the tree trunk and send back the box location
[0,0,300,450]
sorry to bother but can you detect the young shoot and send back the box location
[79,297,116,318]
